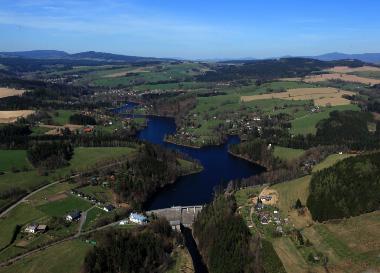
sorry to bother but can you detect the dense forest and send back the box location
[193,194,285,273]
[114,144,199,208]
[83,218,178,273]
[307,152,380,221]
[315,110,373,146]
[27,142,73,169]
[69,113,97,125]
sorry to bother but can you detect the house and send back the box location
[119,219,129,225]
[37,225,47,233]
[255,202,264,211]
[260,195,272,202]
[66,211,81,222]
[129,213,148,224]
[103,204,115,212]
[260,215,269,225]
[25,223,38,234]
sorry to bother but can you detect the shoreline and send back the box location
[228,150,268,170]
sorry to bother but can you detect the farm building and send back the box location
[24,223,38,234]
[37,225,47,233]
[119,219,128,225]
[129,213,148,224]
[103,204,115,212]
[66,211,81,222]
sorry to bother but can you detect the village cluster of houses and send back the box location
[254,199,286,235]
[70,189,115,212]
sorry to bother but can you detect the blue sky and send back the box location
[0,0,379,59]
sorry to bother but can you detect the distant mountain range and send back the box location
[309,52,380,63]
[0,50,172,62]
[1,50,380,64]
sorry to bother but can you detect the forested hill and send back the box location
[197,58,366,81]
[307,152,380,221]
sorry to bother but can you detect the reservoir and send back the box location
[133,115,264,210]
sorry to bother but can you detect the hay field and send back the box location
[241,87,354,106]
[0,87,25,98]
[0,110,35,123]
[326,65,380,73]
[304,73,380,85]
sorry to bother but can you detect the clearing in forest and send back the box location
[241,87,354,106]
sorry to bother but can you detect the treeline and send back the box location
[27,142,73,169]
[83,218,179,273]
[0,125,138,149]
[69,113,96,125]
[193,194,285,273]
[114,144,199,208]
[307,152,380,221]
[229,145,345,189]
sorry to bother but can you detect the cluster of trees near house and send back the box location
[69,113,97,125]
[307,152,380,221]
[83,218,178,273]
[27,142,73,169]
[193,194,285,273]
[114,143,199,208]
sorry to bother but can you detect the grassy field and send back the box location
[37,195,92,217]
[49,110,77,126]
[82,207,107,231]
[0,147,136,193]
[312,153,353,173]
[0,150,32,172]
[273,146,305,162]
[271,175,311,215]
[80,185,113,203]
[0,204,46,250]
[0,240,92,273]
[291,104,359,135]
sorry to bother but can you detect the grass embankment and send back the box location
[0,240,91,273]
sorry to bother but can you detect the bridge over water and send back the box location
[147,205,203,228]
